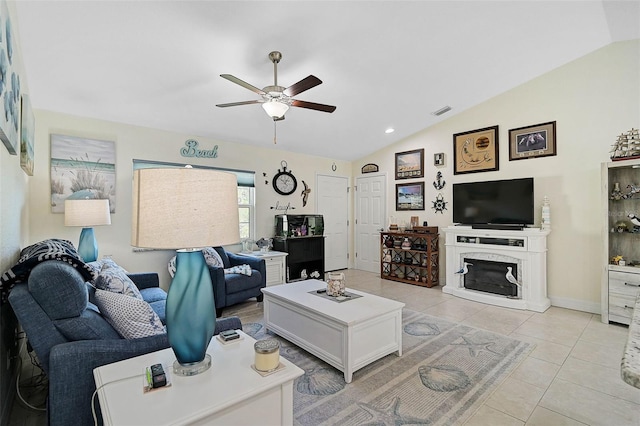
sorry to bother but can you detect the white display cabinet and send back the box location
[602,159,640,325]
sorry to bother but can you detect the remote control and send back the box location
[220,330,240,341]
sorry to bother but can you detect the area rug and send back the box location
[244,309,533,426]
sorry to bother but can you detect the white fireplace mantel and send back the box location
[442,226,551,312]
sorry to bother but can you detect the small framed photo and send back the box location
[395,149,424,180]
[396,182,425,211]
[509,121,557,161]
[453,125,499,175]
[434,152,444,166]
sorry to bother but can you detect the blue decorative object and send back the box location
[77,227,98,262]
[166,249,216,375]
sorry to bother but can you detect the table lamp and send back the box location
[131,167,239,376]
[64,199,111,262]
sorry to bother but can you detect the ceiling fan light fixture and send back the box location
[262,100,289,118]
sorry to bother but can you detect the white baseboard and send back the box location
[550,296,600,314]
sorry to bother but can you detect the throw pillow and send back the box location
[168,248,225,278]
[168,256,177,278]
[224,264,252,276]
[203,247,224,268]
[94,289,165,339]
[94,260,142,300]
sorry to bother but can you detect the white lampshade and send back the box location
[64,199,111,227]
[131,167,240,249]
[262,100,289,119]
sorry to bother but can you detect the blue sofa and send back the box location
[8,260,242,426]
[211,247,266,317]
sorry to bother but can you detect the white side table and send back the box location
[239,251,288,286]
[93,331,304,426]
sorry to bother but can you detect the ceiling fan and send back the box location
[216,51,336,121]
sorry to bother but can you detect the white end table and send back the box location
[238,251,288,286]
[93,330,304,425]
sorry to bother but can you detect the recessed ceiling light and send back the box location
[432,106,452,116]
[385,128,395,134]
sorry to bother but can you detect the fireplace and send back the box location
[442,226,550,312]
[464,258,518,297]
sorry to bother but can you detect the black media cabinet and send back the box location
[273,236,325,282]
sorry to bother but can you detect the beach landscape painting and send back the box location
[50,134,116,213]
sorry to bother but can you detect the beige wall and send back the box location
[27,111,350,289]
[0,1,29,272]
[353,40,640,313]
[16,39,640,312]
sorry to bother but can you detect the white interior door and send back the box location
[316,174,349,272]
[355,174,386,273]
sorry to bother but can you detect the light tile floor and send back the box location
[226,269,640,426]
[11,269,640,425]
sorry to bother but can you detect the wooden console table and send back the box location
[380,229,439,287]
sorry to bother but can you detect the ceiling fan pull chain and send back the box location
[273,121,277,144]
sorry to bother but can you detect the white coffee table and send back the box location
[93,330,304,425]
[261,279,405,383]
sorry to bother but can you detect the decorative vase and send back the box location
[78,227,98,262]
[541,196,551,230]
[384,236,394,248]
[166,250,216,376]
[401,237,411,250]
[326,272,345,296]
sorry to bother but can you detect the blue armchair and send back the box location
[8,260,242,426]
[210,247,266,317]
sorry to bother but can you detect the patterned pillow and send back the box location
[94,260,142,299]
[94,289,165,339]
[168,248,225,278]
[203,247,224,268]
[224,264,252,276]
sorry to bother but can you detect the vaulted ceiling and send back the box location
[14,1,639,161]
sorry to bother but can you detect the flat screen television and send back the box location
[452,177,534,228]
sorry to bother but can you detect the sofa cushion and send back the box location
[53,309,121,341]
[28,261,89,320]
[224,271,263,294]
[148,300,166,324]
[94,260,142,299]
[140,287,167,304]
[94,290,165,339]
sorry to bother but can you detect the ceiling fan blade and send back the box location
[283,75,322,97]
[291,99,336,113]
[216,100,262,108]
[220,74,266,95]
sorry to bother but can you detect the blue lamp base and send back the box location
[167,250,216,376]
[78,227,98,262]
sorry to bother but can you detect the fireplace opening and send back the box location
[463,258,518,297]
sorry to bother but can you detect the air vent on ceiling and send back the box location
[432,106,452,116]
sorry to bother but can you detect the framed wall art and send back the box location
[20,95,34,176]
[509,121,557,161]
[396,182,425,211]
[395,148,424,179]
[50,134,116,213]
[453,125,499,175]
[0,0,21,155]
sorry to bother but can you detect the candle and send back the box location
[254,339,280,372]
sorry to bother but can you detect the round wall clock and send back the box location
[272,160,297,195]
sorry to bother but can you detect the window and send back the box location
[133,159,255,242]
[238,186,255,240]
